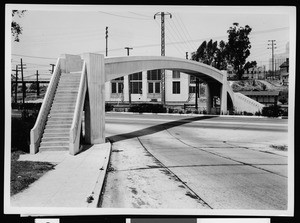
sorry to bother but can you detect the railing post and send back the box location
[81,53,105,144]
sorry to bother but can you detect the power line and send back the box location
[172,15,196,51]
[98,11,152,20]
[165,19,190,53]
[168,18,194,52]
[12,54,56,59]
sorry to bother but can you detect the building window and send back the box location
[148,82,160,94]
[130,72,142,94]
[173,81,180,94]
[111,77,124,94]
[172,70,180,79]
[189,86,196,93]
[147,69,161,80]
[147,70,161,94]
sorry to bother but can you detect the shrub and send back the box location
[255,111,262,116]
[128,103,167,113]
[11,113,38,153]
[105,103,114,112]
[262,105,283,117]
[168,108,174,113]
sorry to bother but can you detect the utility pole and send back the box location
[124,47,133,56]
[36,70,40,97]
[18,59,26,104]
[195,78,199,110]
[268,40,276,78]
[105,26,108,57]
[154,12,172,106]
[49,64,55,74]
[12,65,19,103]
[125,47,133,105]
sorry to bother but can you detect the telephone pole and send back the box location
[125,47,133,105]
[268,40,276,78]
[124,47,133,56]
[105,26,108,57]
[36,70,40,96]
[18,59,26,104]
[12,65,19,103]
[154,12,172,106]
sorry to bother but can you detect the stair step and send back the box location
[41,137,69,142]
[50,108,75,113]
[43,132,70,138]
[53,96,78,100]
[43,128,71,134]
[45,123,72,128]
[48,113,75,118]
[39,145,69,152]
[55,90,79,93]
[51,105,76,109]
[40,141,69,147]
[53,100,77,103]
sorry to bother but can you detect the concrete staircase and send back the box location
[39,72,82,152]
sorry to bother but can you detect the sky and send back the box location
[7,5,295,80]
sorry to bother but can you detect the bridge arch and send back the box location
[104,56,235,113]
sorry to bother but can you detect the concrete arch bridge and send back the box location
[30,54,264,155]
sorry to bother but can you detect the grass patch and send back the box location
[11,151,56,196]
[270,144,288,151]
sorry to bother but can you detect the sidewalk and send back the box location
[10,143,111,208]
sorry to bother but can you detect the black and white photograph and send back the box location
[4,4,296,217]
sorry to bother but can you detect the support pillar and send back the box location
[220,71,228,115]
[82,53,105,144]
[206,83,212,114]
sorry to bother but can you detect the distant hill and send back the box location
[230,80,267,92]
[229,80,288,92]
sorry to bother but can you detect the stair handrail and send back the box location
[69,61,87,155]
[30,58,62,154]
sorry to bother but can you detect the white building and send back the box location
[105,69,205,108]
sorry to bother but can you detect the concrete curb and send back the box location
[87,142,112,208]
[106,111,285,119]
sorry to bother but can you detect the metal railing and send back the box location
[30,58,62,154]
[69,62,87,155]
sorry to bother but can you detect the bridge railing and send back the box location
[234,92,265,114]
[69,61,87,155]
[30,58,62,154]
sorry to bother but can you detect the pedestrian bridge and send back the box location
[30,54,264,155]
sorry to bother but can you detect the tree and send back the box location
[11,10,26,42]
[243,61,257,73]
[226,23,252,79]
[214,40,228,70]
[191,39,219,66]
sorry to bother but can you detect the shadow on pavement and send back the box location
[107,115,217,143]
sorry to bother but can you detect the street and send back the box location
[100,113,288,210]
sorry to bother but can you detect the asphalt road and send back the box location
[101,113,289,210]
